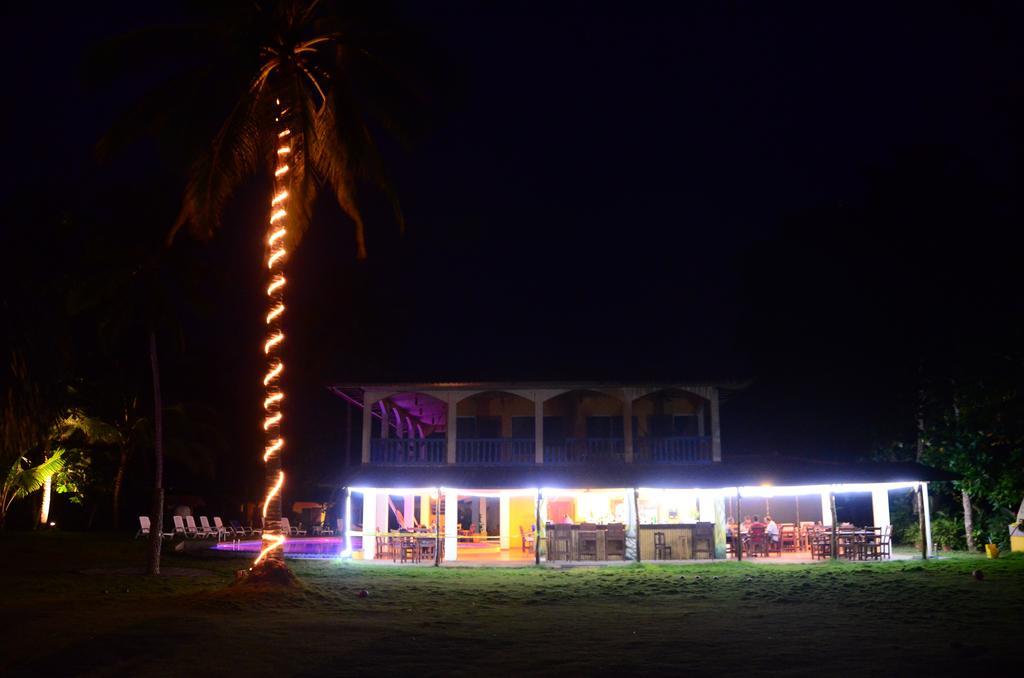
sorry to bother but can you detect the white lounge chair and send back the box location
[319,521,334,536]
[172,515,189,538]
[198,516,219,539]
[136,516,173,540]
[229,519,253,537]
[184,515,203,538]
[279,517,306,536]
[212,517,231,541]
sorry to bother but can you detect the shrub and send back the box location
[931,515,966,550]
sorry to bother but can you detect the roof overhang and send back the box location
[331,460,956,491]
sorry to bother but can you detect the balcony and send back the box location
[543,438,625,464]
[457,439,535,465]
[370,438,445,465]
[634,435,712,464]
[369,436,712,465]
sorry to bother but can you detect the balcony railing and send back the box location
[544,438,625,464]
[634,436,712,464]
[368,435,712,465]
[370,438,445,465]
[457,438,535,465]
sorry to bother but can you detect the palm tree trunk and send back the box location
[38,471,51,527]
[961,489,976,551]
[112,444,130,531]
[254,102,295,569]
[38,442,52,527]
[147,329,164,575]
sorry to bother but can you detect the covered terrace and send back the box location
[335,459,955,565]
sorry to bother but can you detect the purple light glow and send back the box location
[212,537,354,559]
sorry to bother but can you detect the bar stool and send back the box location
[654,531,672,560]
[578,524,598,560]
[549,524,572,561]
[693,525,713,559]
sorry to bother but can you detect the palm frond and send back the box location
[172,89,267,242]
[55,412,123,446]
[10,450,65,499]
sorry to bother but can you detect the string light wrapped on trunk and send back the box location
[253,102,293,569]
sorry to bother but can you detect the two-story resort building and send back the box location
[330,381,951,563]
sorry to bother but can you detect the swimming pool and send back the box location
[210,537,357,559]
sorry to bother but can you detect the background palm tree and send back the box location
[96,1,428,569]
[0,451,66,528]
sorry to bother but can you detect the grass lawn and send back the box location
[1,532,1021,676]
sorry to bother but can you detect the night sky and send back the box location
[4,2,1023,502]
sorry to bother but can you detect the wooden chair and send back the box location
[746,524,768,557]
[809,529,832,560]
[578,523,599,560]
[780,524,798,552]
[654,531,672,560]
[519,525,536,553]
[879,525,892,559]
[417,536,436,562]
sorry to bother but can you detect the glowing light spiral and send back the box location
[253,110,293,569]
[254,471,286,566]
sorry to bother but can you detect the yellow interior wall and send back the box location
[508,496,536,549]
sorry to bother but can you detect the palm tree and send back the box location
[97,1,421,570]
[0,451,65,528]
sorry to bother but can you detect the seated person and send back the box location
[764,515,780,543]
[749,514,766,532]
[740,515,753,534]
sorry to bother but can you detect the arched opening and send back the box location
[542,390,624,463]
[455,391,535,464]
[369,392,447,464]
[631,388,711,463]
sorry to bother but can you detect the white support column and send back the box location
[376,493,389,539]
[871,487,891,529]
[710,387,722,462]
[362,489,377,560]
[444,491,458,560]
[922,481,933,557]
[403,495,415,530]
[623,394,634,463]
[361,396,372,464]
[534,396,544,464]
[446,395,457,464]
[821,491,833,526]
[625,488,638,561]
[480,497,488,534]
[713,496,727,559]
[499,493,510,550]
